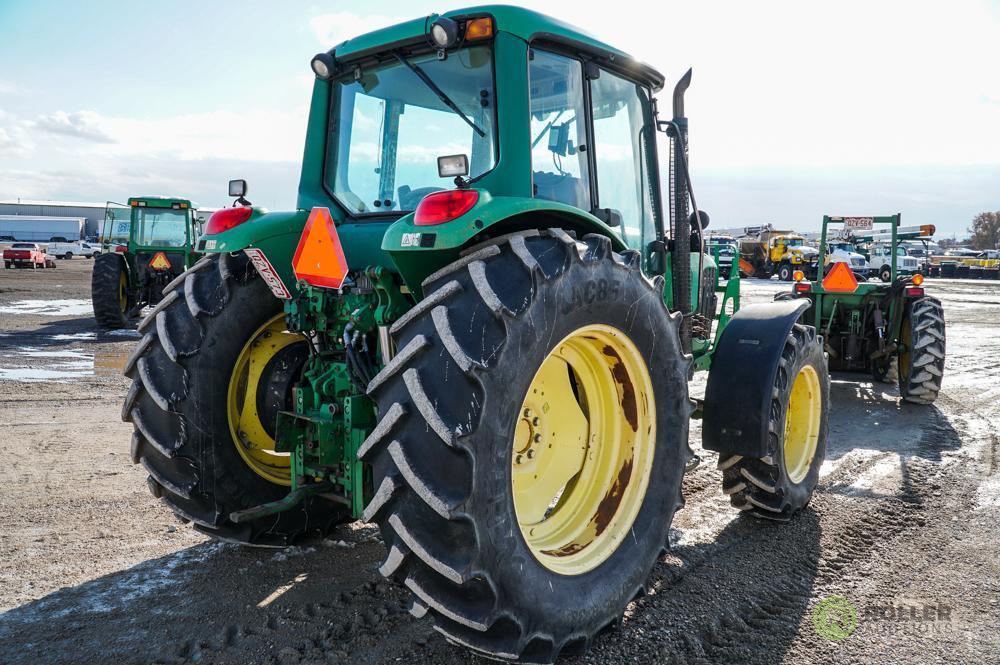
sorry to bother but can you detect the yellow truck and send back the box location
[738,225,819,280]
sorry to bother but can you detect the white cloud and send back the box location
[309,11,402,47]
[23,107,308,163]
[34,111,116,144]
[0,122,32,157]
[2,105,309,208]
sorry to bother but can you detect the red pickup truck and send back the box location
[3,243,47,269]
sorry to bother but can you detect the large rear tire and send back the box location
[123,253,347,545]
[91,253,132,329]
[898,296,945,404]
[719,323,829,520]
[361,230,691,662]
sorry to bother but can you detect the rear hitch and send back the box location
[229,481,343,524]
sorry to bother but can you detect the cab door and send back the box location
[588,68,659,254]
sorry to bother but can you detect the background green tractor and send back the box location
[781,214,945,404]
[92,196,203,328]
[123,7,830,661]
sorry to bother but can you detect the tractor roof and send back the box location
[330,5,665,91]
[128,195,198,209]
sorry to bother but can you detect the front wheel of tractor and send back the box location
[720,323,829,520]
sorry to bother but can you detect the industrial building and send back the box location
[0,199,111,240]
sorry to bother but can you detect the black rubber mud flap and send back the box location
[702,300,810,458]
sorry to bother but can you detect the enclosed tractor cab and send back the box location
[91,196,202,328]
[783,215,945,404]
[122,8,830,662]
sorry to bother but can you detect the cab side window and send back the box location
[528,50,591,211]
[590,70,655,250]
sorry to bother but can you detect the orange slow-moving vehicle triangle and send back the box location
[822,260,859,293]
[149,252,171,271]
[292,208,349,289]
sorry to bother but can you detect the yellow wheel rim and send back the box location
[227,313,306,486]
[512,324,655,576]
[783,365,821,484]
[118,271,128,313]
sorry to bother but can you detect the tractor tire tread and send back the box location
[723,323,829,520]
[361,229,688,663]
[899,296,946,404]
[123,252,346,545]
[91,253,131,329]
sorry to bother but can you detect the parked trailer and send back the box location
[0,216,85,242]
[928,254,1000,280]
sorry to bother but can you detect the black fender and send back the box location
[702,299,811,458]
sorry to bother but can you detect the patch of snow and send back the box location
[106,329,140,338]
[671,502,739,547]
[0,299,92,316]
[49,332,97,341]
[975,475,1000,511]
[0,368,85,382]
[847,455,901,494]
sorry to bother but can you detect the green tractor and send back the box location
[123,8,830,661]
[781,215,945,404]
[92,196,203,328]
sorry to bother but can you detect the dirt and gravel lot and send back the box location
[1,259,998,665]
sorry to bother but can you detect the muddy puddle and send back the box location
[0,346,132,383]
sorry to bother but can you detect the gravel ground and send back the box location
[1,259,998,664]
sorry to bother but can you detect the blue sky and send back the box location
[0,0,998,236]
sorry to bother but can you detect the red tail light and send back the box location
[905,287,924,297]
[114,245,128,253]
[794,283,811,294]
[205,207,253,234]
[414,190,478,226]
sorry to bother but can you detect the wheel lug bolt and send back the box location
[533,434,542,443]
[532,417,539,426]
[523,408,532,418]
[515,454,523,465]
[527,449,535,459]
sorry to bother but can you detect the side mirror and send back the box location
[647,239,666,275]
[689,209,710,231]
[229,179,248,197]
